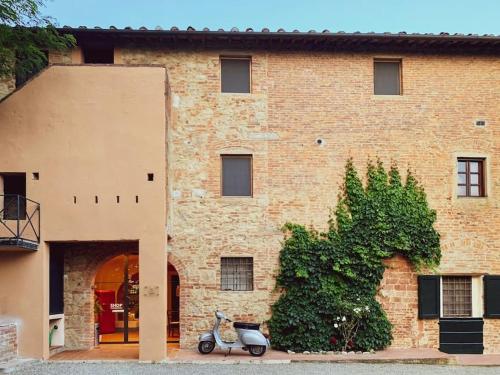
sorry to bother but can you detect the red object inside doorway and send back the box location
[95,290,116,334]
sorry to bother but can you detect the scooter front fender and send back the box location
[199,331,215,343]
[239,330,269,347]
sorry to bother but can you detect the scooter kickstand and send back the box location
[225,348,232,357]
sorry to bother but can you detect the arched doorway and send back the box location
[167,263,180,343]
[94,253,139,343]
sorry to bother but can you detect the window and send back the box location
[221,257,253,291]
[457,158,485,197]
[83,46,114,64]
[221,57,251,93]
[374,59,401,95]
[50,250,64,315]
[1,173,26,220]
[442,276,472,318]
[221,155,252,197]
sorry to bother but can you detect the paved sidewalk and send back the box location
[49,345,500,366]
[171,347,450,365]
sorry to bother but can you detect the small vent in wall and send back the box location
[475,120,486,127]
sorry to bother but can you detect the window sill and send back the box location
[220,92,252,95]
[219,290,254,293]
[371,94,404,100]
[452,195,492,208]
[219,195,254,202]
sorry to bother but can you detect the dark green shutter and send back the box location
[484,275,500,318]
[418,275,440,319]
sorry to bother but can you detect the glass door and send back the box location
[95,254,139,343]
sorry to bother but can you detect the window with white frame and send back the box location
[442,276,472,318]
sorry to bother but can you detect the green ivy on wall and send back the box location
[268,159,441,352]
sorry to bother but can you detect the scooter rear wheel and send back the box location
[248,345,266,357]
[198,341,215,354]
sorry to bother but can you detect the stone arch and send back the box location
[440,236,489,273]
[167,252,188,286]
[167,252,189,347]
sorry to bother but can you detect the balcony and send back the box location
[0,195,40,251]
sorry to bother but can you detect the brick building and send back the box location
[0,27,499,361]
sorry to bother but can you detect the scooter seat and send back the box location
[233,322,260,330]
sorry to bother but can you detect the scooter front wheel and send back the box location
[248,345,266,357]
[198,341,215,354]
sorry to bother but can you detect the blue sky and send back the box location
[44,0,499,35]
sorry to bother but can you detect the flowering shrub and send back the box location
[332,302,371,351]
[268,159,441,352]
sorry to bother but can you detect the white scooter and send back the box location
[198,311,270,356]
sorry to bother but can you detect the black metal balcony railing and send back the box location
[0,194,40,250]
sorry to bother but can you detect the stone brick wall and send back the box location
[378,256,439,349]
[0,322,17,364]
[118,49,500,351]
[46,47,500,353]
[484,320,500,354]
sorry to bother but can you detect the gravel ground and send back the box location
[13,362,500,375]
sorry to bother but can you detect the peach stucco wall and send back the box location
[0,65,167,360]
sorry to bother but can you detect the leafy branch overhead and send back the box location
[269,159,441,352]
[0,0,75,81]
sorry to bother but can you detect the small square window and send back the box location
[457,158,485,197]
[221,57,251,93]
[221,257,253,291]
[374,59,401,95]
[442,276,472,318]
[221,155,252,197]
[83,46,114,64]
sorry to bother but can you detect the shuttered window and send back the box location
[221,57,251,93]
[221,257,253,291]
[221,155,252,196]
[457,158,485,197]
[418,275,440,319]
[374,60,401,95]
[484,275,500,318]
[442,276,472,318]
